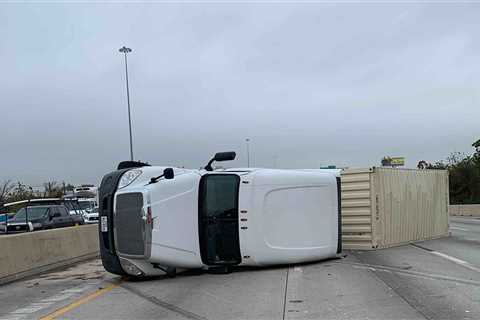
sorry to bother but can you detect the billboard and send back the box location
[390,157,405,166]
[381,156,405,167]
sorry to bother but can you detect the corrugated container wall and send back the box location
[341,167,449,250]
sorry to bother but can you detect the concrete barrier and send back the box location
[0,224,99,284]
[449,204,480,217]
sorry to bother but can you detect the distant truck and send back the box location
[1,204,84,233]
[73,185,98,198]
[98,152,341,278]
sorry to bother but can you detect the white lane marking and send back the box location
[4,284,92,318]
[62,288,85,293]
[10,305,46,314]
[41,292,75,302]
[346,262,480,286]
[430,251,480,273]
[450,226,469,231]
[0,316,26,320]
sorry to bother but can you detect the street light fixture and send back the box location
[246,138,250,168]
[119,46,134,161]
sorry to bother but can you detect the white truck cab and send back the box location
[98,152,341,278]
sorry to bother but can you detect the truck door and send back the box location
[199,174,241,265]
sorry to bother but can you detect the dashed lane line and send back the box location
[450,226,469,231]
[334,260,480,287]
[411,243,480,273]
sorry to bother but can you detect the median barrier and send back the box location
[0,224,99,284]
[449,204,480,217]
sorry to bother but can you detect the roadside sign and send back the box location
[390,157,405,166]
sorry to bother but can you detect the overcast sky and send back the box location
[0,2,479,186]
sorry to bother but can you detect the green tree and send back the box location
[42,181,64,198]
[445,144,480,204]
[7,182,35,203]
[420,141,480,204]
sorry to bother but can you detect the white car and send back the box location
[83,206,99,224]
[98,152,341,278]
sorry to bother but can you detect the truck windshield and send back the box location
[14,207,49,221]
[199,174,241,265]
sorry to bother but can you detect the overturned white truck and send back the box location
[98,152,341,277]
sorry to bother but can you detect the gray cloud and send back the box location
[0,3,478,185]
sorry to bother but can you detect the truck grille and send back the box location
[115,193,145,257]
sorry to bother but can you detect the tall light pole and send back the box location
[119,46,134,161]
[245,138,250,168]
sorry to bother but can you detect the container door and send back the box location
[199,174,241,265]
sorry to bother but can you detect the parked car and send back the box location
[83,206,99,224]
[1,205,84,233]
[3,198,86,216]
[0,213,15,223]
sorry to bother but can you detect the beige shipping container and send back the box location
[341,167,449,250]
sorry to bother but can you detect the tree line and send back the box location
[0,181,75,208]
[418,139,480,204]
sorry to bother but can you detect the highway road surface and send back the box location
[1,217,479,320]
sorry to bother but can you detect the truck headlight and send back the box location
[119,258,144,276]
[118,169,142,189]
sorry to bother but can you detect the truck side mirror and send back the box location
[205,151,236,171]
[214,152,236,162]
[163,168,174,180]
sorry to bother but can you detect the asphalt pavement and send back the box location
[1,217,479,320]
